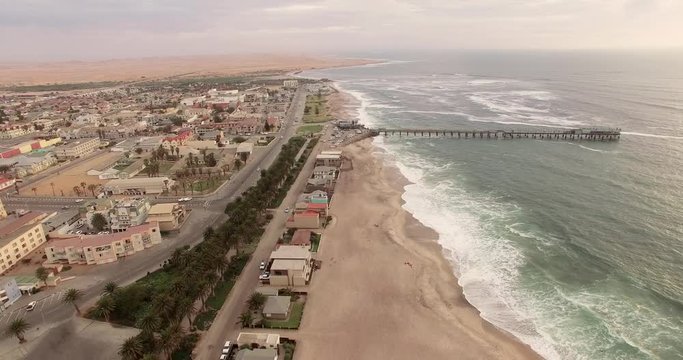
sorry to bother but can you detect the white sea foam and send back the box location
[468,79,509,85]
[337,84,379,128]
[622,132,683,140]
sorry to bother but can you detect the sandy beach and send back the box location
[296,139,541,360]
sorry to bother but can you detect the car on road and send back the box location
[259,261,266,270]
[284,207,289,213]
[26,301,37,311]
[259,271,270,280]
[61,205,69,209]
[75,199,84,203]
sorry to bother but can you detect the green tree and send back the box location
[119,336,144,360]
[135,147,143,155]
[91,213,108,232]
[94,296,115,322]
[159,323,185,360]
[6,318,30,343]
[62,288,83,315]
[87,184,99,197]
[103,281,118,295]
[247,292,266,311]
[238,311,253,328]
[136,313,160,335]
[35,266,49,286]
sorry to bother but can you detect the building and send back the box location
[162,130,193,150]
[45,222,162,265]
[268,245,313,287]
[236,142,254,159]
[0,152,58,178]
[12,275,41,294]
[262,295,291,319]
[103,177,174,195]
[236,332,280,349]
[283,79,299,88]
[290,229,312,247]
[235,348,278,360]
[285,211,320,229]
[315,153,342,168]
[109,198,151,232]
[0,178,15,192]
[0,211,48,274]
[42,210,83,236]
[146,203,186,231]
[0,198,6,218]
[55,138,100,159]
[0,126,34,140]
[0,277,21,310]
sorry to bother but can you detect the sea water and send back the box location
[301,51,683,360]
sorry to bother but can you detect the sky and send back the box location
[1,0,682,61]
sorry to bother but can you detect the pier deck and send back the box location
[372,128,621,141]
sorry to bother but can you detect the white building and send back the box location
[109,198,151,232]
[0,209,48,274]
[55,138,100,159]
[283,79,299,88]
[0,277,21,310]
[103,177,174,195]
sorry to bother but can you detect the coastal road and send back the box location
[0,86,308,337]
[193,114,327,360]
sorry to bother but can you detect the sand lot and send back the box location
[0,55,375,86]
[22,152,121,197]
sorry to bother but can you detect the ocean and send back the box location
[300,51,683,360]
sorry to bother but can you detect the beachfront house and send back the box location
[268,245,313,287]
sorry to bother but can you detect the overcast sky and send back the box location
[1,0,682,61]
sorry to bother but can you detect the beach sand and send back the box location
[296,139,541,360]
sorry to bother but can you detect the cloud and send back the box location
[0,0,682,61]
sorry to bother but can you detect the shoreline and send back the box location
[297,138,541,359]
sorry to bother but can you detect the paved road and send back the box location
[193,118,327,359]
[0,86,308,334]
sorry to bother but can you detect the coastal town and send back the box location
[0,73,377,360]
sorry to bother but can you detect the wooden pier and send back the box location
[371,128,621,141]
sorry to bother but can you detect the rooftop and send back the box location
[0,211,46,247]
[290,229,312,246]
[235,348,277,360]
[270,245,311,260]
[47,222,158,249]
[236,332,280,347]
[271,259,307,271]
[262,295,291,315]
[105,177,172,187]
[148,203,179,215]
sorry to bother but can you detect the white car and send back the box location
[259,272,270,280]
[284,207,289,213]
[26,301,37,311]
[259,261,266,270]
[75,199,84,203]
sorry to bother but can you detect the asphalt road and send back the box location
[1,86,308,335]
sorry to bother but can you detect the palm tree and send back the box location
[35,266,49,286]
[238,311,253,328]
[247,292,266,311]
[136,313,160,335]
[72,186,81,196]
[6,318,30,343]
[94,296,115,322]
[159,323,185,360]
[163,179,169,192]
[234,158,243,170]
[80,182,87,193]
[141,354,158,360]
[31,187,37,196]
[175,147,180,158]
[170,184,179,196]
[119,336,144,360]
[87,184,98,197]
[103,281,118,295]
[62,288,83,315]
[50,182,56,196]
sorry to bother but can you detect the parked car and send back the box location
[259,261,266,270]
[284,207,289,213]
[259,271,270,280]
[26,301,37,311]
[75,199,84,203]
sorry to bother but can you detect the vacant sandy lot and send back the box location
[0,55,375,86]
[22,151,121,197]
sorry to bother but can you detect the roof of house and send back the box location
[290,229,312,246]
[271,259,307,271]
[316,154,341,160]
[235,348,277,360]
[236,332,280,347]
[236,142,254,153]
[148,203,178,215]
[262,296,291,315]
[11,275,40,286]
[295,211,319,217]
[306,203,327,210]
[254,287,279,296]
[47,222,159,249]
[321,150,342,156]
[270,245,311,260]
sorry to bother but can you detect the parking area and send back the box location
[0,290,65,326]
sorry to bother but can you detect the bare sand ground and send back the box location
[22,151,120,197]
[0,55,375,86]
[296,140,540,360]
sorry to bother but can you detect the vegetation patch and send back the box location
[297,124,323,135]
[262,302,305,329]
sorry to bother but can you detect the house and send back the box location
[162,130,193,150]
[236,142,254,159]
[268,245,313,287]
[146,203,186,231]
[285,211,320,229]
[109,198,151,232]
[0,152,58,178]
[236,332,280,349]
[290,229,312,247]
[262,295,291,319]
[0,277,21,310]
[315,153,342,168]
[103,177,174,195]
[55,138,100,159]
[283,79,299,88]
[42,210,83,236]
[234,348,278,360]
[0,198,6,218]
[0,210,48,274]
[45,222,162,265]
